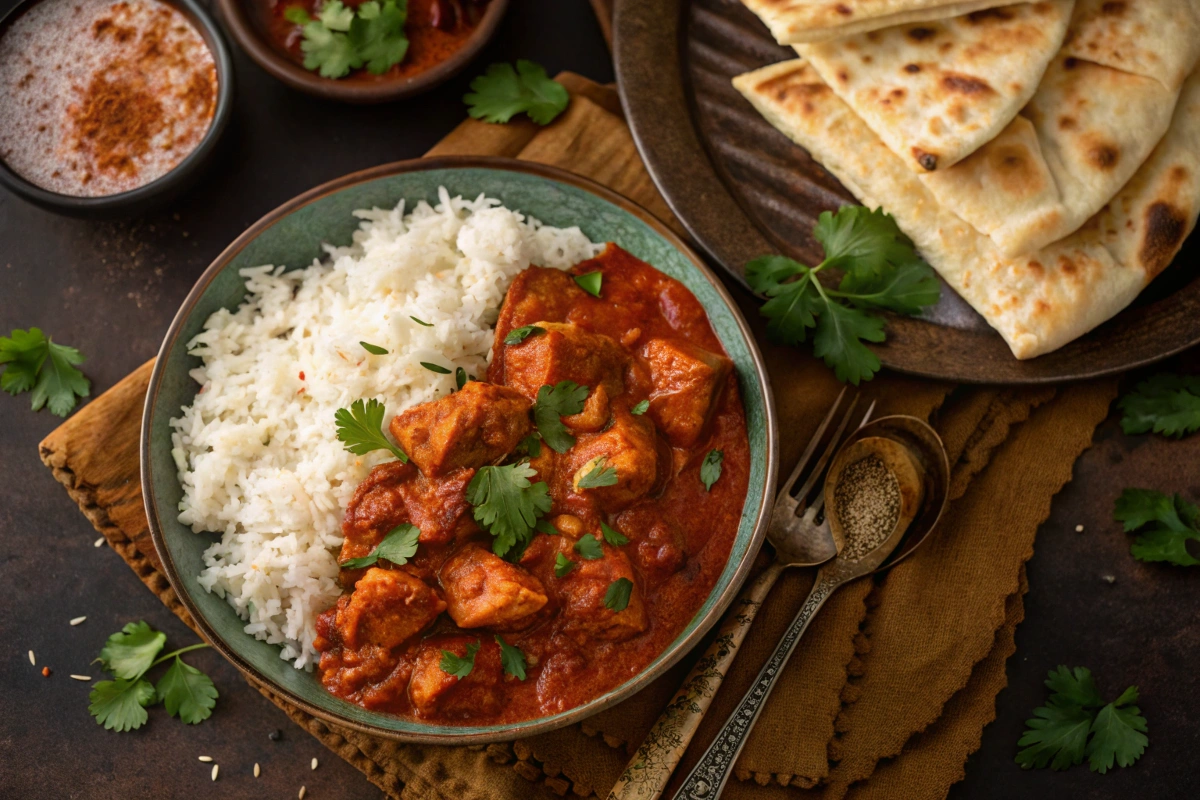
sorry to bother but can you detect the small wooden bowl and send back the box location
[215,0,509,104]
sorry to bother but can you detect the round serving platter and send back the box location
[613,0,1200,384]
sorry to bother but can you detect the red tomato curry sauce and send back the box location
[314,244,751,725]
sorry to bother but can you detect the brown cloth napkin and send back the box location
[39,74,1117,799]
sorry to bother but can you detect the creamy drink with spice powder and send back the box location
[0,0,218,197]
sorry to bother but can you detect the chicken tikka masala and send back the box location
[313,243,750,724]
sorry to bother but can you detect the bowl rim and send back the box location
[141,155,778,744]
[0,0,235,213]
[214,0,510,104]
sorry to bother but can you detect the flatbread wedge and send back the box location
[796,1,1074,173]
[1063,0,1200,92]
[741,0,1015,44]
[733,59,1200,359]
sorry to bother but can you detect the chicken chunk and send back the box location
[333,568,447,650]
[396,467,478,546]
[500,322,629,405]
[439,543,549,629]
[556,539,648,642]
[566,409,659,511]
[408,635,504,718]
[642,338,732,448]
[390,381,532,477]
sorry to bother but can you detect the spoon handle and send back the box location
[607,561,785,800]
[669,572,841,800]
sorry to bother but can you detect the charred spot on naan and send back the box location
[1139,200,1190,278]
[906,26,937,42]
[940,73,994,95]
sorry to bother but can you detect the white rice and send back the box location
[170,189,600,668]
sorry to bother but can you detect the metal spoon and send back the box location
[668,415,949,800]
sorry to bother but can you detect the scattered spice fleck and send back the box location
[69,616,87,626]
[833,454,901,562]
[94,536,105,547]
[311,757,318,770]
[254,762,261,778]
[1102,574,1116,584]
[41,666,51,677]
[70,674,92,681]
[1075,524,1085,532]
[28,650,35,666]
[198,756,213,762]
[211,764,219,781]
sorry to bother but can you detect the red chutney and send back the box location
[314,244,751,725]
[257,0,489,82]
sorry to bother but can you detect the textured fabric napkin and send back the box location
[39,73,1117,799]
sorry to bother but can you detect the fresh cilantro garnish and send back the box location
[360,341,388,355]
[504,325,545,345]
[1118,374,1200,438]
[467,463,552,557]
[334,398,409,463]
[554,552,576,577]
[604,578,633,612]
[574,271,602,298]
[495,635,527,680]
[89,622,215,732]
[574,534,603,560]
[1114,488,1200,566]
[577,458,618,489]
[439,642,480,679]
[285,0,409,79]
[421,362,452,374]
[410,315,432,326]
[517,432,543,458]
[455,367,468,390]
[630,399,649,415]
[340,523,420,569]
[700,449,723,491]
[0,327,90,416]
[1016,666,1147,774]
[745,207,940,385]
[464,60,569,125]
[601,521,629,546]
[534,518,559,535]
[533,381,590,453]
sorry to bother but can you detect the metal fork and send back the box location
[608,389,874,800]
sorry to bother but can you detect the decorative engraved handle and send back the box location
[671,571,841,800]
[607,562,785,800]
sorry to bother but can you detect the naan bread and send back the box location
[916,0,1200,256]
[733,59,1200,359]
[796,1,1074,173]
[742,0,1009,43]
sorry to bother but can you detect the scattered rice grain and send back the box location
[94,536,105,547]
[28,650,35,665]
[254,762,261,778]
[211,764,219,781]
[198,756,213,762]
[311,757,318,770]
[70,674,91,681]
[1075,524,1085,532]
[299,787,307,799]
[69,616,87,626]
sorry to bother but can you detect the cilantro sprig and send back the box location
[467,462,552,558]
[88,622,217,732]
[604,578,634,612]
[1114,488,1200,566]
[574,534,603,560]
[504,325,544,345]
[577,458,618,489]
[465,60,569,125]
[554,552,576,577]
[600,521,629,546]
[1118,374,1200,438]
[495,635,527,680]
[1016,666,1147,773]
[285,0,409,79]
[335,398,409,463]
[341,523,420,569]
[746,207,940,385]
[534,381,589,453]
[700,449,723,491]
[0,327,90,416]
[439,642,480,679]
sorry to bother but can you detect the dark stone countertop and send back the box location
[0,1,1195,797]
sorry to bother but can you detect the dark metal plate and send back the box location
[613,0,1200,384]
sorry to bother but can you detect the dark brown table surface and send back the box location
[1,2,1196,797]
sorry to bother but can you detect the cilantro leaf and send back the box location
[1087,687,1148,774]
[1118,374,1200,438]
[349,0,409,75]
[156,657,218,724]
[601,521,629,546]
[360,341,388,355]
[577,458,618,489]
[533,381,589,453]
[98,621,167,680]
[604,578,634,612]
[465,60,569,125]
[341,523,420,569]
[467,463,552,557]
[504,325,545,345]
[335,398,408,462]
[700,449,723,491]
[89,678,156,732]
[574,271,602,298]
[1114,488,1200,566]
[554,552,576,577]
[517,432,542,458]
[455,366,468,390]
[630,399,649,415]
[410,315,432,326]
[1043,665,1104,708]
[495,635,527,680]
[746,207,939,385]
[439,642,480,679]
[534,517,559,536]
[1016,700,1095,770]
[0,327,90,416]
[298,19,362,78]
[421,362,452,374]
[574,534,603,560]
[318,0,355,30]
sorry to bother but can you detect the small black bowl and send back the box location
[0,0,235,218]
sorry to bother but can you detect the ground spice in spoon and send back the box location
[833,454,901,562]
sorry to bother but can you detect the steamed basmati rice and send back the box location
[170,189,601,668]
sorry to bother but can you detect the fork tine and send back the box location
[790,393,862,514]
[775,386,849,505]
[808,399,879,516]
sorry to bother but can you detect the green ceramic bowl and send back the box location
[142,156,778,743]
